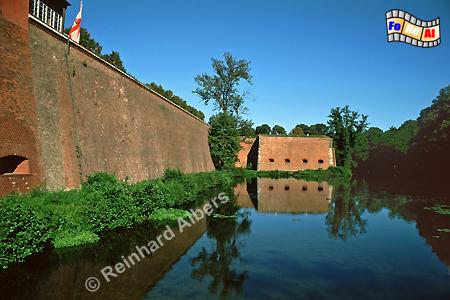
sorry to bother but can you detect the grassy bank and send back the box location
[0,167,349,269]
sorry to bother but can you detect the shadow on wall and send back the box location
[0,155,30,175]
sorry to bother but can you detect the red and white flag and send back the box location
[68,0,83,43]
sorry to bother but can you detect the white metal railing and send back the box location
[30,0,64,32]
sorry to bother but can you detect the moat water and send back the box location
[1,178,450,299]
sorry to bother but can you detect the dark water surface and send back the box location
[1,178,450,299]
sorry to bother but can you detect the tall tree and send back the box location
[255,124,271,135]
[194,52,252,119]
[208,113,240,170]
[271,125,287,135]
[327,105,368,168]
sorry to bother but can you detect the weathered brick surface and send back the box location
[235,137,255,168]
[0,2,43,195]
[27,18,214,189]
[246,135,336,171]
[1,2,214,196]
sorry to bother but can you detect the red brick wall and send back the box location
[257,136,335,171]
[235,137,255,168]
[0,0,29,30]
[27,18,214,189]
[0,0,43,195]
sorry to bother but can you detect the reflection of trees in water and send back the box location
[325,180,450,268]
[190,194,251,299]
[326,182,367,240]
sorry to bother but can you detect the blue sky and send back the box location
[66,0,449,131]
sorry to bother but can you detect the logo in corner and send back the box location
[386,9,440,47]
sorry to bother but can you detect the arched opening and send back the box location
[318,186,324,191]
[284,185,290,190]
[318,159,324,164]
[0,155,30,175]
[268,185,274,191]
[302,159,308,163]
[285,158,290,163]
[302,185,308,191]
[269,158,274,163]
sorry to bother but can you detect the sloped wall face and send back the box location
[0,9,43,195]
[235,138,255,168]
[257,136,335,171]
[28,20,214,189]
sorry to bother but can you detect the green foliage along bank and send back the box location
[0,170,232,269]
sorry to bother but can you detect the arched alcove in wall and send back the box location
[0,155,30,175]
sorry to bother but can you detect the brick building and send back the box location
[240,135,336,171]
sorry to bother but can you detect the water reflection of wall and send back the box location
[18,218,206,300]
[234,181,254,208]
[236,178,333,213]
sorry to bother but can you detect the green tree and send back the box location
[327,105,368,168]
[365,127,384,150]
[145,82,205,120]
[101,51,126,72]
[290,125,305,136]
[194,52,252,119]
[415,86,450,144]
[271,125,287,135]
[208,113,240,170]
[310,123,328,136]
[238,119,256,137]
[407,85,450,175]
[379,120,418,153]
[255,124,271,135]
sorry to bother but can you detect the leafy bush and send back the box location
[208,113,240,170]
[0,170,235,268]
[0,198,53,268]
[82,173,140,231]
[163,168,185,182]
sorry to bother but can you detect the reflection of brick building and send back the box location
[239,135,336,170]
[236,178,333,213]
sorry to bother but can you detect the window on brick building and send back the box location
[302,185,307,191]
[269,158,274,163]
[318,186,324,191]
[269,185,274,190]
[318,159,324,164]
[302,159,308,163]
[285,159,290,163]
[0,155,30,175]
[284,185,290,190]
